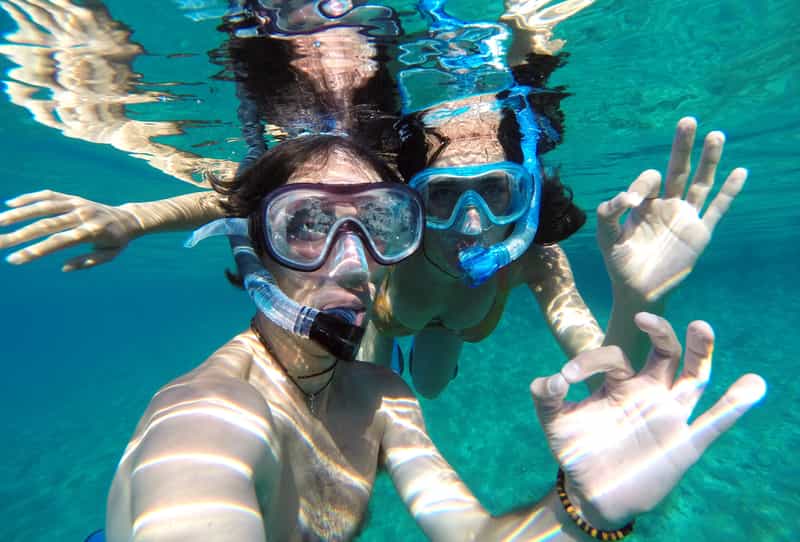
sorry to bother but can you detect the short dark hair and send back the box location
[210,134,401,256]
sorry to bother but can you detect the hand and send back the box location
[531,313,765,528]
[0,190,142,271]
[597,117,746,302]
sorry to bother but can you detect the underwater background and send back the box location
[0,0,798,540]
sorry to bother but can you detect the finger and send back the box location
[636,312,682,386]
[0,211,80,248]
[626,168,662,200]
[530,373,569,426]
[62,247,120,272]
[702,167,747,232]
[0,200,75,227]
[562,346,635,389]
[689,373,766,455]
[4,189,70,208]
[672,320,714,411]
[6,227,91,264]
[685,131,725,210]
[664,117,697,199]
[596,191,645,248]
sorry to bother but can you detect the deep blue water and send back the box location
[0,1,798,541]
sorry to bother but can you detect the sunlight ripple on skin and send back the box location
[499,508,559,542]
[632,205,700,301]
[132,502,263,538]
[131,453,254,479]
[119,402,275,465]
[557,375,766,502]
[546,287,604,347]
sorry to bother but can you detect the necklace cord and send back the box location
[250,318,338,401]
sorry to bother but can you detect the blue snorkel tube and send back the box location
[186,218,364,360]
[400,0,547,287]
[457,85,544,287]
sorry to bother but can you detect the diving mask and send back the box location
[262,182,424,271]
[408,162,534,231]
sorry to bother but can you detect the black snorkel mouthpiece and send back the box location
[309,309,365,361]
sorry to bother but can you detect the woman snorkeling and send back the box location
[101,133,765,542]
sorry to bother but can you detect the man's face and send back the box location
[263,150,388,328]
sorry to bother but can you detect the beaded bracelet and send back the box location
[555,469,635,541]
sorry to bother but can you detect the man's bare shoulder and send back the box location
[186,329,261,381]
[346,361,416,399]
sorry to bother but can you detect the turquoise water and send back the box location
[0,1,798,541]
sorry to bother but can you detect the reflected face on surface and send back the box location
[262,149,389,327]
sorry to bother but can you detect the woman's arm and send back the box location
[0,189,226,270]
[523,244,604,359]
[597,117,747,369]
[107,338,280,542]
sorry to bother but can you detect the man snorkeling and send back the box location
[101,135,764,541]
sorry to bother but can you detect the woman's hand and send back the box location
[597,117,746,303]
[530,313,765,529]
[0,190,142,271]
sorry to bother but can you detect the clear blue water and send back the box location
[0,1,798,541]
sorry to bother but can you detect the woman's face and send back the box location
[421,151,513,278]
[263,150,388,328]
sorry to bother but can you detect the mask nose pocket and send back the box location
[329,232,370,287]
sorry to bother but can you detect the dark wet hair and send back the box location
[210,36,401,164]
[211,134,401,256]
[395,52,584,244]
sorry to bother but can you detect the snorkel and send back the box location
[398,0,552,287]
[457,86,544,287]
[185,218,364,361]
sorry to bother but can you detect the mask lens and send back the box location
[264,183,423,270]
[357,196,420,260]
[425,179,463,220]
[282,199,336,265]
[412,164,528,229]
[476,174,513,215]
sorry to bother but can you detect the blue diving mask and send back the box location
[409,161,534,231]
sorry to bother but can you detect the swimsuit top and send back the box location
[372,266,515,343]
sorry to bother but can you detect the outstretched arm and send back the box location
[381,313,764,541]
[107,337,279,542]
[379,379,595,541]
[0,189,227,270]
[598,117,747,368]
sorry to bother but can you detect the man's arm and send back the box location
[107,338,280,542]
[380,313,765,542]
[378,378,595,542]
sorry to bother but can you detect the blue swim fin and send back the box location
[84,529,105,542]
[390,340,404,375]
